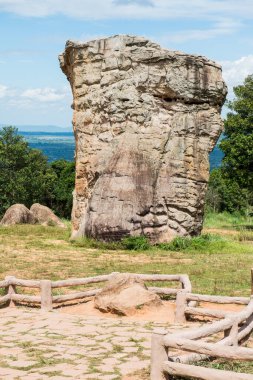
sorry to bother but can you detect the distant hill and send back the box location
[0,124,72,133]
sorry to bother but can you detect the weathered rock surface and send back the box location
[0,204,37,226]
[30,203,65,228]
[59,35,227,241]
[94,273,162,316]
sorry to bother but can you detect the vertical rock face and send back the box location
[59,35,227,242]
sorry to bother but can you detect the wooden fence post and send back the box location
[151,329,169,380]
[40,280,53,311]
[175,290,187,324]
[5,276,16,308]
[224,318,239,346]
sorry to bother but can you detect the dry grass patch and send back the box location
[0,222,252,297]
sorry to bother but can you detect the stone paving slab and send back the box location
[0,308,189,379]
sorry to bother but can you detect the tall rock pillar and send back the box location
[59,35,227,241]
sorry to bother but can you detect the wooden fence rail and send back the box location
[0,272,191,311]
[151,268,253,380]
[162,362,253,380]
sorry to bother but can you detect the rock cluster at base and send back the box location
[59,34,227,242]
[94,273,162,316]
[30,203,65,228]
[0,204,37,226]
[0,203,65,228]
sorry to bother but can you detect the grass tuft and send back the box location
[158,234,225,252]
[121,236,151,251]
[204,211,253,230]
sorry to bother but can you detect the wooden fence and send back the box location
[151,269,253,380]
[2,270,253,378]
[0,272,192,311]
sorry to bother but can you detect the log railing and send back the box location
[175,290,250,324]
[0,272,191,311]
[151,269,253,380]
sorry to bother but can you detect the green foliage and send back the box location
[207,74,253,213]
[206,169,250,213]
[121,236,151,250]
[50,160,75,218]
[0,127,75,219]
[222,74,253,188]
[75,235,152,252]
[71,236,121,250]
[0,126,56,217]
[158,234,225,252]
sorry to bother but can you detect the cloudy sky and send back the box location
[1,0,253,127]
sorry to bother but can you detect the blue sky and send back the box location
[0,0,253,127]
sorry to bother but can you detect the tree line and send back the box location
[206,74,253,214]
[0,75,252,219]
[0,126,75,218]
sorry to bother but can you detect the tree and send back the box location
[221,74,253,189]
[207,75,253,213]
[50,160,75,218]
[0,126,56,217]
[207,169,250,213]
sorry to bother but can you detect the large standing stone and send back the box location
[59,35,227,242]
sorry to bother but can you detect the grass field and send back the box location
[0,212,252,296]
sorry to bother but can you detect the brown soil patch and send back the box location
[203,228,238,236]
[58,298,248,325]
[201,301,244,312]
[101,253,193,264]
[59,299,176,323]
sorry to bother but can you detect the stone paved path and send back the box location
[0,307,188,380]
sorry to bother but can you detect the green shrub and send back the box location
[50,159,75,219]
[121,236,151,250]
[206,169,251,214]
[71,237,121,250]
[206,75,253,214]
[158,234,224,252]
[73,235,151,251]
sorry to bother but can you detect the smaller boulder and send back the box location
[94,273,162,316]
[0,204,37,226]
[30,203,65,228]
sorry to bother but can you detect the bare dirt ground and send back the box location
[59,300,176,323]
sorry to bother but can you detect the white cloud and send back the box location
[159,19,240,44]
[0,84,8,98]
[21,87,68,102]
[220,55,253,97]
[113,0,154,6]
[0,84,71,110]
[0,0,253,20]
